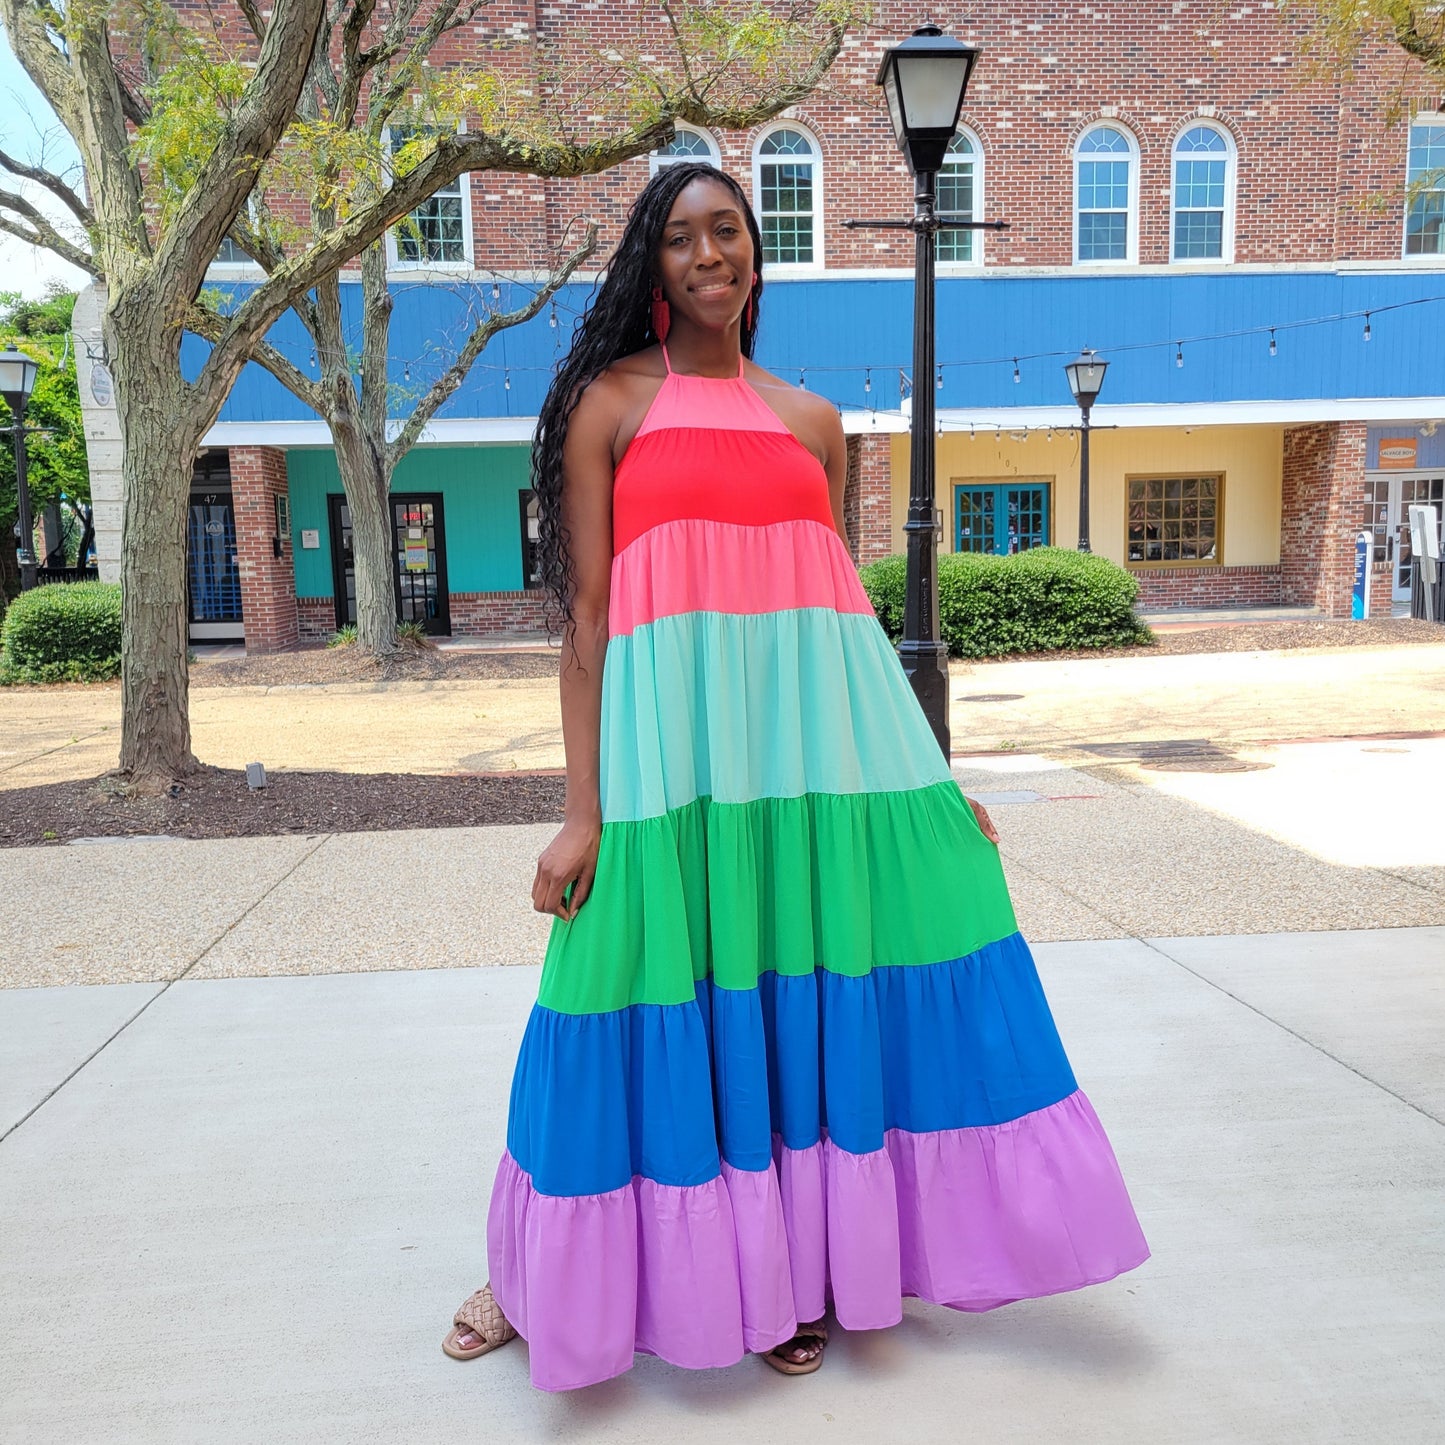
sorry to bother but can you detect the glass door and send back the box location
[392,495,450,635]
[187,490,244,641]
[327,492,451,635]
[955,483,1051,555]
[1392,476,1444,602]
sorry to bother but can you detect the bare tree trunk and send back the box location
[315,249,398,657]
[110,296,203,792]
[333,417,396,654]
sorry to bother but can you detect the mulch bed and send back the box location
[190,641,561,687]
[0,766,567,849]
[991,616,1443,663]
[178,617,1442,690]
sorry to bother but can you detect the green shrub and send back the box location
[0,581,122,683]
[859,547,1152,659]
[327,624,358,647]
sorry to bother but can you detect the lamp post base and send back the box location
[897,637,951,757]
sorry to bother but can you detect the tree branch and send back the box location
[154,0,329,308]
[0,147,95,230]
[185,304,329,416]
[0,191,98,275]
[0,0,84,137]
[388,221,599,465]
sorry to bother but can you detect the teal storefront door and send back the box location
[954,483,1051,554]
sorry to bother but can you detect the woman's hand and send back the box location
[533,815,602,921]
[966,796,1000,845]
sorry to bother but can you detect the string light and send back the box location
[1012,358,1020,384]
[504,370,511,390]
[491,280,501,301]
[799,368,807,389]
[1175,342,1184,368]
[864,367,872,394]
[1268,329,1277,357]
[549,301,557,328]
[403,361,410,380]
[936,364,943,391]
[1363,312,1372,342]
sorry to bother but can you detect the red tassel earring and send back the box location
[650,285,671,343]
[744,271,758,330]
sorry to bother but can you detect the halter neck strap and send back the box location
[659,343,746,379]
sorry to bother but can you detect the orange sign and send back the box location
[1378,437,1419,470]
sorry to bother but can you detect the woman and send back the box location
[443,162,1148,1390]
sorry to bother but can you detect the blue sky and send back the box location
[0,34,91,298]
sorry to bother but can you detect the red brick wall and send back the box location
[1133,564,1282,609]
[297,596,337,639]
[230,447,299,653]
[176,3,1428,273]
[846,432,894,564]
[450,589,553,636]
[1280,422,1368,617]
[451,4,1424,273]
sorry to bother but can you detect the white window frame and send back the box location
[751,121,823,274]
[1073,122,1139,267]
[1169,123,1236,265]
[1403,116,1445,261]
[209,196,264,276]
[649,123,720,175]
[384,121,474,272]
[936,127,985,270]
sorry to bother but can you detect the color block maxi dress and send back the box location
[486,347,1149,1392]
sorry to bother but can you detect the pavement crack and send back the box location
[0,725,114,776]
[1001,849,1444,1130]
[1140,936,1445,1130]
[0,833,333,1148]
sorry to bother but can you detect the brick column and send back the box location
[230,446,299,652]
[1280,422,1367,618]
[845,432,895,565]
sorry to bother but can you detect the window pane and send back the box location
[762,214,813,265]
[1174,210,1223,258]
[1079,160,1129,210]
[1078,212,1127,260]
[1080,126,1129,154]
[658,129,712,160]
[392,126,467,263]
[759,140,814,264]
[761,128,812,156]
[1406,123,1445,255]
[937,158,974,262]
[1127,477,1223,563]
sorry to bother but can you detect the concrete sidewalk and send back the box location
[2,928,1442,1444]
[5,743,1443,990]
[3,642,1443,785]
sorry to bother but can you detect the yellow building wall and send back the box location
[887,426,1284,567]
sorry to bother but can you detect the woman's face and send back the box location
[655,176,755,335]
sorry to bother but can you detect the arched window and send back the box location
[753,126,820,267]
[937,130,983,264]
[1074,124,1137,264]
[1405,118,1445,256]
[649,125,719,175]
[1172,125,1234,262]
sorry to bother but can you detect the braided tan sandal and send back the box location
[442,1283,518,1361]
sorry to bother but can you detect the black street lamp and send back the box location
[846,24,1002,758]
[1063,350,1109,553]
[0,344,41,592]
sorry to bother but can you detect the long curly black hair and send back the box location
[532,161,764,635]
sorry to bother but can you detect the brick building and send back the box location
[75,1,1445,646]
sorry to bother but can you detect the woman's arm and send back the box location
[531,381,618,921]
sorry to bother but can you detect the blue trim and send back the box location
[198,270,1445,425]
[505,932,1077,1197]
